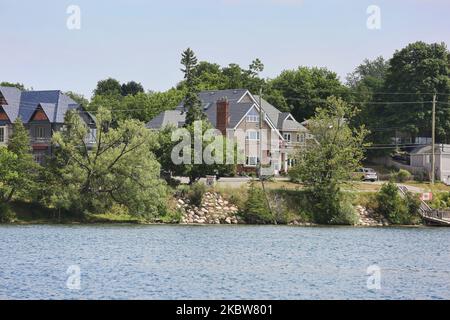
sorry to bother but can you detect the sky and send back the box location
[1,0,449,98]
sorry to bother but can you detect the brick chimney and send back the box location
[216,97,230,135]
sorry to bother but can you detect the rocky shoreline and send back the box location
[176,191,389,227]
[177,192,244,224]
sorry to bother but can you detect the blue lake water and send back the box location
[0,225,449,300]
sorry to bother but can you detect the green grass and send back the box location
[7,201,142,224]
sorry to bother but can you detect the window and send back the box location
[35,126,45,139]
[283,133,291,142]
[33,152,46,165]
[246,115,259,123]
[246,130,260,141]
[0,127,5,143]
[246,156,259,166]
[297,133,305,143]
[87,128,97,143]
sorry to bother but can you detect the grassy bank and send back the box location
[5,201,142,224]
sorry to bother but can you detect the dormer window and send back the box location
[246,108,260,123]
[246,115,259,123]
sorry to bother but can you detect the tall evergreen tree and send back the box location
[180,48,206,126]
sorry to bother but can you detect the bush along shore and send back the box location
[1,180,425,227]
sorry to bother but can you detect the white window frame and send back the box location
[88,128,97,143]
[246,115,259,123]
[0,126,6,143]
[246,130,260,141]
[297,133,305,143]
[283,133,291,142]
[246,156,259,167]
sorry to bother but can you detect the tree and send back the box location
[65,91,89,106]
[346,56,389,89]
[289,97,368,224]
[93,78,122,97]
[382,42,450,142]
[0,119,38,204]
[346,57,390,155]
[0,82,26,90]
[265,67,348,122]
[121,81,144,96]
[376,181,421,225]
[180,48,206,126]
[46,108,167,218]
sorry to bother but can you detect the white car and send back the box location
[358,168,378,182]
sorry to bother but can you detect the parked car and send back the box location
[356,168,378,182]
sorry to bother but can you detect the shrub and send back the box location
[330,199,359,225]
[0,203,16,223]
[215,185,247,209]
[430,192,450,209]
[187,182,206,207]
[244,182,273,224]
[375,181,420,224]
[393,169,412,183]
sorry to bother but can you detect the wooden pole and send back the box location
[431,94,436,185]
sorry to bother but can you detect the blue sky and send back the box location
[1,0,449,98]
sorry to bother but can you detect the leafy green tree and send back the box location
[93,78,122,97]
[121,81,144,96]
[180,48,206,126]
[346,57,390,156]
[376,181,420,225]
[289,97,368,224]
[0,82,27,90]
[382,42,450,142]
[265,67,348,121]
[0,119,38,204]
[46,108,167,218]
[65,91,89,106]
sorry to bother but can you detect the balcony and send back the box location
[31,137,51,145]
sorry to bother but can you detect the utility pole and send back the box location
[258,88,263,179]
[431,93,437,185]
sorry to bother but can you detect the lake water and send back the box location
[0,225,449,300]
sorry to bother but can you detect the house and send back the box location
[0,86,96,163]
[146,89,310,174]
[410,144,450,183]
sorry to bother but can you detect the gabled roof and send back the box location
[146,89,305,139]
[0,86,22,121]
[0,86,81,124]
[411,144,450,155]
[146,110,186,129]
[254,95,307,132]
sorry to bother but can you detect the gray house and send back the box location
[146,89,310,174]
[410,144,450,183]
[0,86,96,163]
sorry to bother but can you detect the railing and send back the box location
[398,185,450,225]
[31,137,51,144]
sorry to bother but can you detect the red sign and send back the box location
[420,193,433,201]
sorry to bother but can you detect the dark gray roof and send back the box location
[197,89,250,104]
[146,89,306,134]
[146,110,186,129]
[254,95,307,131]
[147,101,255,129]
[0,86,22,121]
[0,86,81,124]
